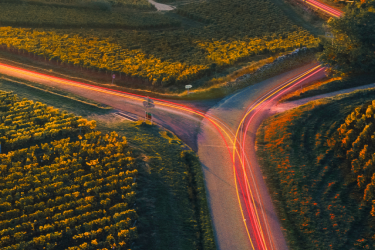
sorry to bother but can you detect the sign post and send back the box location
[145,112,152,124]
[143,97,155,124]
[112,74,115,85]
[185,85,192,94]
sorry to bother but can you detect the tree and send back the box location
[318,0,375,75]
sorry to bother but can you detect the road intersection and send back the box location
[0,61,326,249]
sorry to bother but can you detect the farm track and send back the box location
[148,0,175,10]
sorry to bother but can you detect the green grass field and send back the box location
[0,76,215,250]
[256,85,375,249]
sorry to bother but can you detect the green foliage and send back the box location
[180,150,215,250]
[123,123,215,250]
[318,0,375,75]
[0,2,178,29]
[82,0,112,11]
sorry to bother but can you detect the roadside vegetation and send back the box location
[280,74,375,102]
[257,86,375,249]
[0,77,216,250]
[318,0,375,76]
[0,0,319,93]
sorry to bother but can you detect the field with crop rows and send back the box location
[0,91,138,249]
[2,0,154,9]
[0,3,178,29]
[329,101,375,213]
[256,89,375,249]
[0,0,319,88]
[0,77,216,250]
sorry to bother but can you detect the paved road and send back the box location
[304,0,343,17]
[198,63,326,250]
[0,61,325,249]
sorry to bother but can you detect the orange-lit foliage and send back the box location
[0,91,138,249]
[256,98,368,249]
[329,100,375,210]
[0,91,94,152]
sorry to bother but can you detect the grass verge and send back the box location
[256,85,375,249]
[0,75,112,110]
[280,74,375,102]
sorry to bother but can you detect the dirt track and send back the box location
[148,0,175,11]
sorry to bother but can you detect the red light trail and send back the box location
[232,65,326,250]
[304,0,343,17]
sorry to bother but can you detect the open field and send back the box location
[0,77,215,250]
[0,0,319,92]
[256,85,375,249]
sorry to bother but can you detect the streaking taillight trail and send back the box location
[232,65,326,250]
[304,0,343,17]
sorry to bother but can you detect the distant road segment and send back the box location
[303,0,343,17]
